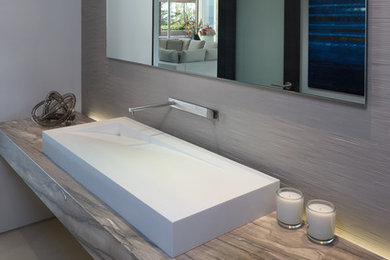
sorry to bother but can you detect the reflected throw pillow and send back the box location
[188,40,205,50]
[180,49,206,63]
[166,39,183,51]
[159,49,179,63]
[182,39,191,50]
[159,39,168,49]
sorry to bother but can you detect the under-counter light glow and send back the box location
[86,112,106,122]
[335,228,389,259]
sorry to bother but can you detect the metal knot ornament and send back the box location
[31,91,76,127]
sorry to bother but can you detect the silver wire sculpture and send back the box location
[31,91,76,127]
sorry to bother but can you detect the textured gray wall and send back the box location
[82,0,390,257]
[0,0,81,232]
[0,0,82,120]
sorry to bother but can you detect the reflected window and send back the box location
[155,0,218,78]
[159,0,197,39]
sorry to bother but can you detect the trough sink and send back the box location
[42,117,279,257]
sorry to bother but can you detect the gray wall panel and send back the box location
[82,0,390,257]
[0,0,82,233]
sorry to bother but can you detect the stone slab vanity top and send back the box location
[0,113,384,260]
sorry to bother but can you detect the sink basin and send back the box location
[42,117,279,257]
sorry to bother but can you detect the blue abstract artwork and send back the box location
[309,0,366,96]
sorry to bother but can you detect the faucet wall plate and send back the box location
[169,98,219,120]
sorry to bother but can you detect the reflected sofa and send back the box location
[158,39,217,77]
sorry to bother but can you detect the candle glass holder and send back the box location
[306,199,336,245]
[276,187,304,229]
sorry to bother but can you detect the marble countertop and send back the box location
[0,113,383,260]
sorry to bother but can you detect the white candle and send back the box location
[306,200,336,242]
[276,188,304,228]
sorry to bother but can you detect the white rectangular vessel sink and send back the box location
[42,117,279,257]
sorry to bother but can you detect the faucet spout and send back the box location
[129,101,175,116]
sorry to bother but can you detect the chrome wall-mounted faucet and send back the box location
[128,98,218,120]
[128,101,175,116]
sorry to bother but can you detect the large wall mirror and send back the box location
[106,0,367,105]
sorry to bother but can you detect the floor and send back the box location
[0,218,92,260]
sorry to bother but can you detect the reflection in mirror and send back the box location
[106,0,153,65]
[236,0,285,89]
[236,0,367,104]
[153,0,218,78]
[106,0,367,105]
